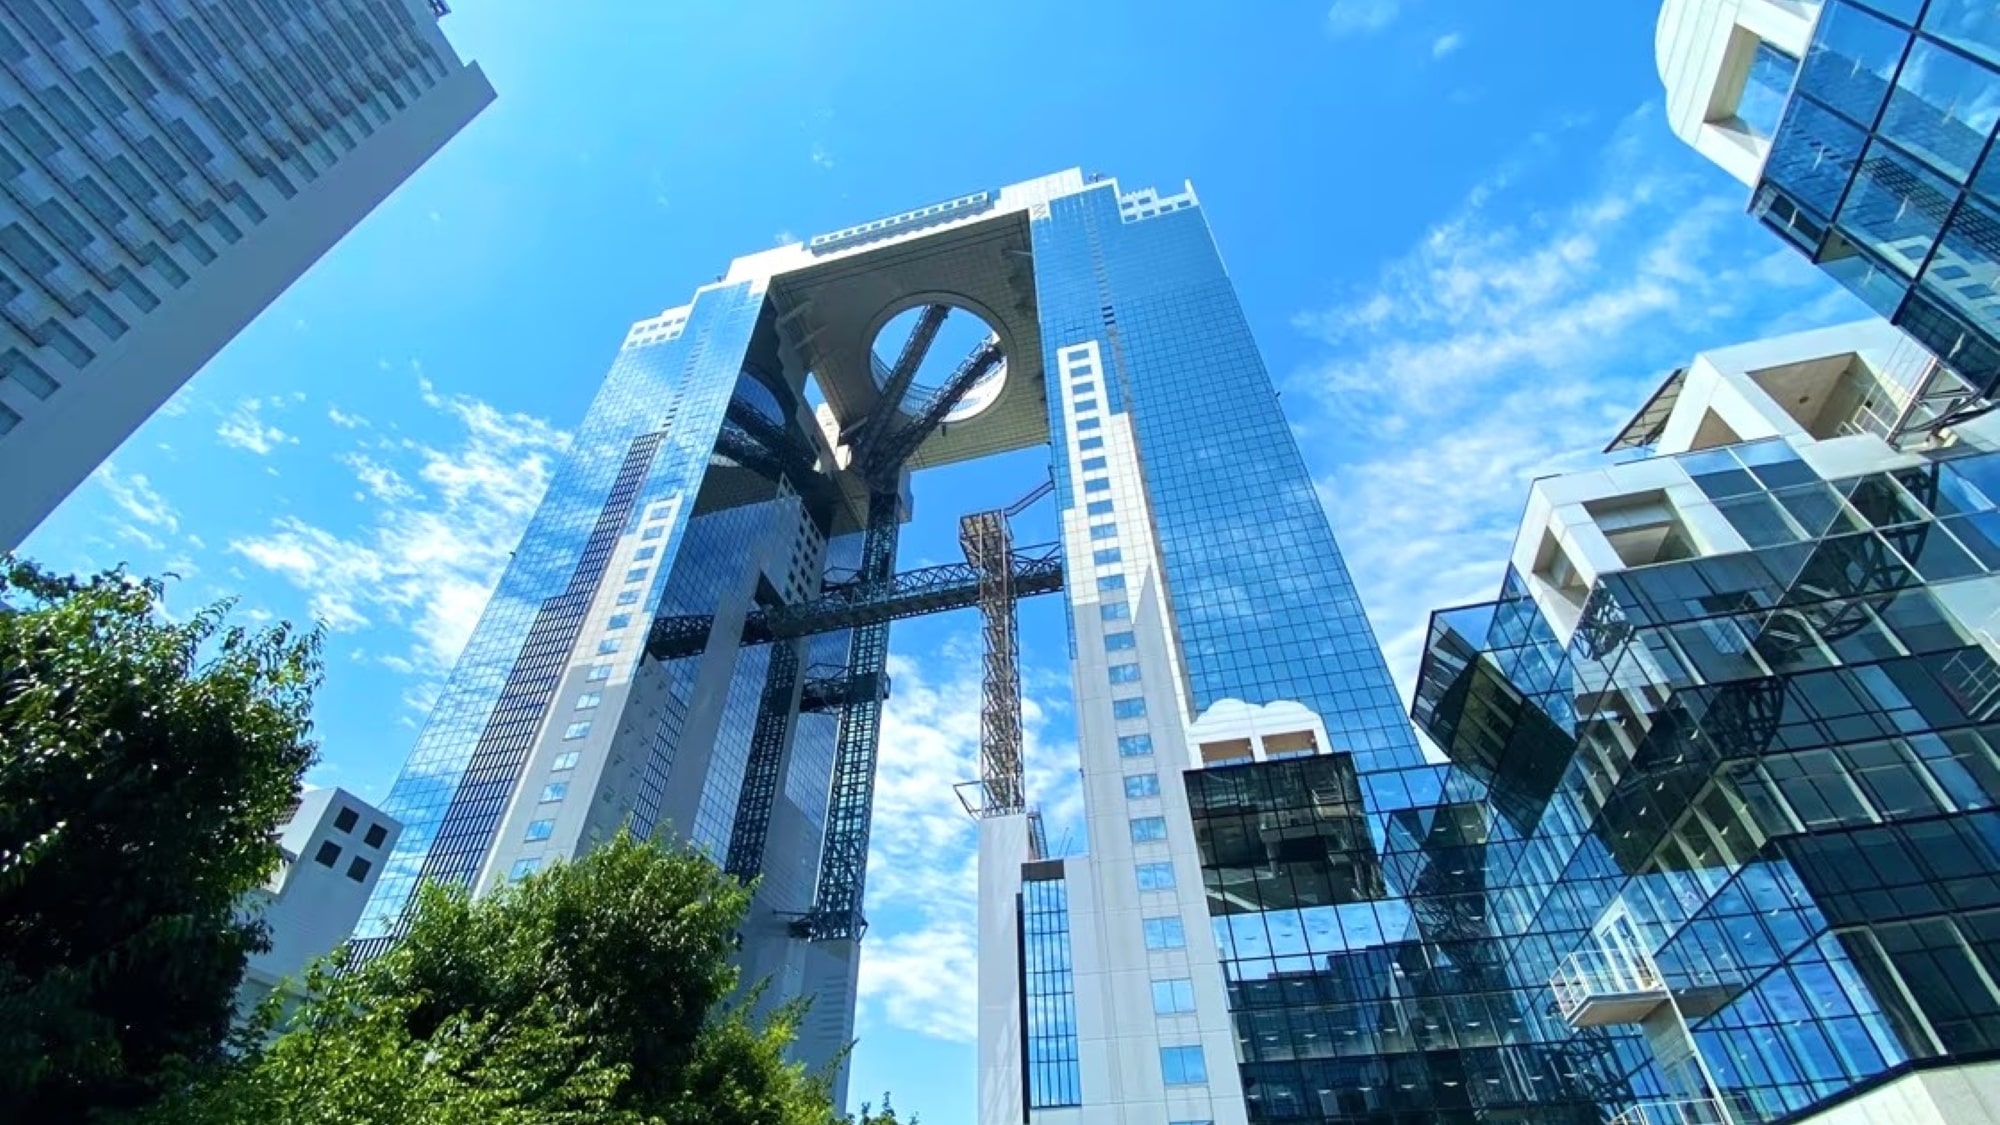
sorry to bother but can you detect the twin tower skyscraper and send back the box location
[356,169,1420,1121]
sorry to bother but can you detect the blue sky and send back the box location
[22,1,1873,1120]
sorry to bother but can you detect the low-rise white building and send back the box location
[239,786,398,1012]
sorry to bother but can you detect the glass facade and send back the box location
[1031,183,1419,773]
[1023,870,1083,1109]
[357,279,767,940]
[1257,434,2000,1124]
[1755,0,2000,391]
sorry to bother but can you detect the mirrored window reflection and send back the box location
[1022,877,1081,1107]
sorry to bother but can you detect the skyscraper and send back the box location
[1657,0,2000,430]
[1385,320,2000,1124]
[0,0,493,548]
[353,169,1422,1112]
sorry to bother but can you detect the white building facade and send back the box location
[0,0,493,547]
[239,786,400,1011]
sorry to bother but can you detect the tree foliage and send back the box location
[146,831,844,1125]
[0,558,321,1121]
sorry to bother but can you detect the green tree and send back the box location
[851,1095,914,1124]
[0,559,321,1121]
[149,831,841,1125]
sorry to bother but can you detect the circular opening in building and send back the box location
[869,304,1007,425]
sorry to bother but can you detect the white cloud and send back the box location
[1432,31,1464,58]
[1289,103,1867,697]
[1326,0,1398,35]
[339,452,418,504]
[96,461,179,534]
[216,397,297,455]
[229,379,570,673]
[856,642,1079,1043]
[810,143,835,170]
[327,405,370,429]
[773,230,796,246]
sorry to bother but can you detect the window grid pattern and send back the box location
[1031,184,1420,776]
[357,278,766,944]
[1755,0,2000,391]
[1022,875,1082,1109]
[1334,438,2000,1124]
[0,0,466,426]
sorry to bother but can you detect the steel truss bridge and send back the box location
[653,306,1056,941]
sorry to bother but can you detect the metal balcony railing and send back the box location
[1609,1098,1728,1125]
[1550,945,1668,1027]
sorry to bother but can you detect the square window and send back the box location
[616,590,640,606]
[1076,417,1101,431]
[1137,861,1176,891]
[1099,574,1127,593]
[1084,477,1111,493]
[313,840,341,867]
[1102,602,1131,622]
[363,823,387,848]
[626,568,648,583]
[635,546,657,561]
[587,663,612,682]
[1130,815,1167,842]
[575,692,601,710]
[1081,456,1107,471]
[563,720,592,740]
[1110,663,1141,684]
[1087,499,1115,517]
[1119,733,1154,758]
[1126,774,1161,799]
[1152,978,1196,1014]
[607,613,632,630]
[1093,547,1122,565]
[333,806,358,833]
[1160,1046,1207,1086]
[642,525,663,540]
[524,819,555,842]
[1072,380,1096,396]
[597,639,619,655]
[1079,436,1104,451]
[1105,632,1137,652]
[540,781,568,803]
[1114,698,1147,720]
[509,858,541,881]
[1143,916,1185,949]
[345,856,372,883]
[551,751,580,772]
[1089,523,1118,541]
[1074,397,1099,413]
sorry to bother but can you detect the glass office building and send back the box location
[348,170,1417,1115]
[1355,321,2000,1124]
[1660,0,2000,398]
[0,0,493,548]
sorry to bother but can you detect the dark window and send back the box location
[334,806,359,833]
[0,225,56,277]
[0,108,56,160]
[313,840,340,867]
[346,856,372,882]
[2,350,59,400]
[364,823,387,848]
[79,70,128,117]
[106,54,159,101]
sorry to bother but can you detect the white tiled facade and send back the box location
[0,0,493,547]
[1655,0,1818,186]
[239,786,399,1011]
[983,339,1254,1125]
